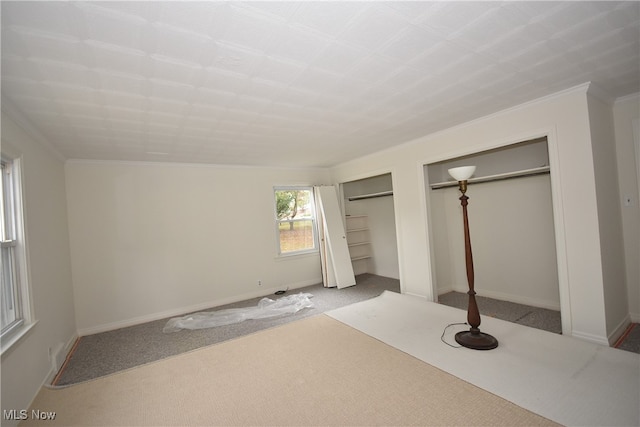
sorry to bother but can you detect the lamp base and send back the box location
[455,330,499,350]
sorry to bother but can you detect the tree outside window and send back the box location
[274,187,317,255]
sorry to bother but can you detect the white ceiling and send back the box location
[2,1,639,168]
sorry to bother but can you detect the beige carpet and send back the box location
[22,315,556,426]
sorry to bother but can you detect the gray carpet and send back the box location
[54,274,400,386]
[616,323,640,353]
[56,279,637,386]
[438,291,563,334]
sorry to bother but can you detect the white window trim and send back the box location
[273,186,319,257]
[1,156,36,356]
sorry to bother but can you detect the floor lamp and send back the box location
[448,166,498,350]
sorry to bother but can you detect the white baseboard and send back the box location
[571,330,610,347]
[43,333,78,386]
[630,312,640,323]
[403,291,428,300]
[436,285,454,298]
[77,277,323,336]
[369,268,400,281]
[443,285,561,311]
[608,314,632,346]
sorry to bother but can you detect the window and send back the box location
[274,187,318,255]
[1,156,32,352]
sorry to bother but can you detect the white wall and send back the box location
[330,83,621,345]
[613,94,640,322]
[1,112,76,425]
[587,93,630,342]
[65,161,330,334]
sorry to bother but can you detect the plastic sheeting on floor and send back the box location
[163,293,314,333]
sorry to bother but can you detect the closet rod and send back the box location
[429,166,550,190]
[347,190,393,201]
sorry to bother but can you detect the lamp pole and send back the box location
[449,167,498,350]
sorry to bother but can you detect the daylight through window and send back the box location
[1,157,30,348]
[274,187,317,255]
[1,158,22,337]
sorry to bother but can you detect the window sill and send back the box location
[275,250,319,261]
[1,320,38,357]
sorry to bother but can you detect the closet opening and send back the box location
[340,173,400,281]
[425,137,562,334]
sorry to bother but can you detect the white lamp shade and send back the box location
[448,166,476,181]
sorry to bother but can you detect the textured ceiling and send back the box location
[1,1,639,168]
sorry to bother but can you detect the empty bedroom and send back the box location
[1,1,639,426]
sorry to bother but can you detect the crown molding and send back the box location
[64,157,330,172]
[614,92,640,105]
[585,82,615,105]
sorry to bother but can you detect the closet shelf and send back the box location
[345,215,371,273]
[429,166,550,189]
[347,190,393,201]
[346,227,368,233]
[348,241,370,248]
